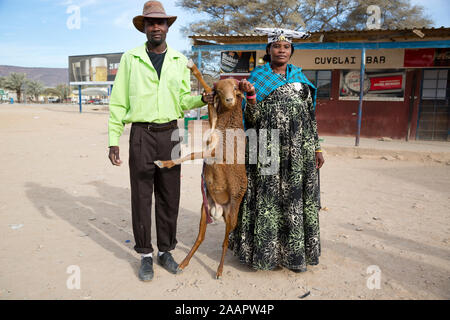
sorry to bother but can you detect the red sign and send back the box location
[369,75,403,91]
[404,49,450,68]
[404,49,435,67]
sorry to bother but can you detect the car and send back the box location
[87,98,101,104]
[48,97,60,103]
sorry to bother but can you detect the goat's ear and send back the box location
[236,89,244,99]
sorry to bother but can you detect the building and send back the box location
[190,28,450,141]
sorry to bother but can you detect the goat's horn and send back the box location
[186,59,213,93]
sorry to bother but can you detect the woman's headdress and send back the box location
[254,27,311,43]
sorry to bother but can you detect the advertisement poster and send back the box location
[69,53,123,84]
[340,69,405,99]
[220,51,256,74]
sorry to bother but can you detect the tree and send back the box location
[44,87,60,97]
[25,80,45,102]
[0,76,6,89]
[336,0,433,30]
[3,73,27,103]
[178,0,432,34]
[56,84,71,102]
[177,0,432,73]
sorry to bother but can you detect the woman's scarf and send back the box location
[247,63,317,109]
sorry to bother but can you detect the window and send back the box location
[339,69,405,101]
[303,70,332,98]
[422,69,448,100]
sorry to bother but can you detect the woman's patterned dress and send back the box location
[229,79,321,272]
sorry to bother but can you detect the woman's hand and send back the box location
[315,151,325,169]
[239,79,256,105]
[239,79,255,94]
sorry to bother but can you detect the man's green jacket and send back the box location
[108,43,205,146]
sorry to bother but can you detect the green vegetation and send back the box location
[0,72,72,103]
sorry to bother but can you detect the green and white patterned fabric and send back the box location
[229,80,321,272]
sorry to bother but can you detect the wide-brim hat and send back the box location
[133,1,177,33]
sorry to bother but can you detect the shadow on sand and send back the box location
[25,181,255,279]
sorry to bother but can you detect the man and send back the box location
[108,1,209,281]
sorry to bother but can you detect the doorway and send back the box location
[416,69,449,141]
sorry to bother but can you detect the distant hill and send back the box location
[0,65,68,88]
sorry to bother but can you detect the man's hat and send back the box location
[133,1,177,33]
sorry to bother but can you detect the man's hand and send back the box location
[109,146,122,166]
[201,91,214,104]
[315,151,325,169]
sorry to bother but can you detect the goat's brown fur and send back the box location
[155,78,247,279]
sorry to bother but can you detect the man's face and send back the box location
[144,18,169,46]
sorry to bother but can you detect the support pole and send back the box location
[197,51,202,120]
[78,85,82,113]
[355,48,366,147]
[406,71,417,142]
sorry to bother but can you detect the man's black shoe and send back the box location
[157,252,182,274]
[139,256,154,281]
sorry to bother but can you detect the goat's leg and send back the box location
[155,147,216,169]
[178,203,208,271]
[216,196,244,279]
[216,215,234,279]
[186,59,217,142]
[207,102,218,136]
[155,151,204,169]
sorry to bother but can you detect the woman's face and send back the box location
[269,41,292,65]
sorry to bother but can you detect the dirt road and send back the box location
[1,104,449,300]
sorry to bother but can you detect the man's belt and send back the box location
[132,120,178,132]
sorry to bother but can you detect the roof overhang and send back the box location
[190,27,450,51]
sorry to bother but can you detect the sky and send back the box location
[0,0,449,68]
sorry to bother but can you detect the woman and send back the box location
[230,31,325,272]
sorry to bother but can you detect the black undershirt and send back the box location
[147,49,166,79]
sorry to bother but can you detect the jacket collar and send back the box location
[129,43,181,68]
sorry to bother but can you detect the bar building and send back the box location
[190,28,450,141]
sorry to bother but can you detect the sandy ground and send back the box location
[0,103,449,300]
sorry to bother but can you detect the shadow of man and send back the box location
[25,181,140,277]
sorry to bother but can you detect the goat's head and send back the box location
[213,79,243,112]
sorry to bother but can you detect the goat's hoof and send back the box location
[176,267,183,274]
[216,274,222,280]
[154,160,164,168]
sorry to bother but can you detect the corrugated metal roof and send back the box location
[190,27,450,45]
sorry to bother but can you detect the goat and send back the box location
[155,74,247,279]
